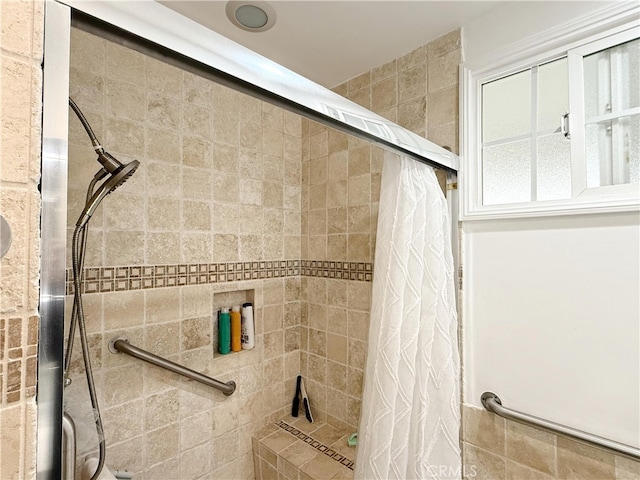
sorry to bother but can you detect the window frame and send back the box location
[461,13,640,220]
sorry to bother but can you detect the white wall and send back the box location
[463,213,640,447]
[461,1,640,448]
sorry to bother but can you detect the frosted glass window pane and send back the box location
[537,58,568,132]
[483,140,531,205]
[584,38,640,118]
[482,70,531,143]
[537,133,572,201]
[585,114,640,187]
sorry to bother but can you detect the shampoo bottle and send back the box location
[218,308,231,355]
[241,302,255,350]
[231,305,242,352]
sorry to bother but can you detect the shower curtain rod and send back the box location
[63,0,458,173]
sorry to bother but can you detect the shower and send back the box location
[64,98,139,480]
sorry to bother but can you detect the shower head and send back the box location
[76,159,139,228]
[69,98,140,228]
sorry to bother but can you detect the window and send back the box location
[462,19,640,219]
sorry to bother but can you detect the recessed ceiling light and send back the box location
[226,1,276,33]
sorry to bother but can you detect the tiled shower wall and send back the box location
[0,1,43,478]
[297,30,461,430]
[66,27,303,478]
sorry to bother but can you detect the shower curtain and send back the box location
[355,154,461,480]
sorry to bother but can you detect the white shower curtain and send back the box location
[355,154,461,480]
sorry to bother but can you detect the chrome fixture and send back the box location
[481,392,640,460]
[0,215,11,258]
[64,98,140,480]
[109,338,236,396]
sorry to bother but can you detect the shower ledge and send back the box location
[253,415,355,480]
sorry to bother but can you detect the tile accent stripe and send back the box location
[275,420,355,471]
[66,259,373,294]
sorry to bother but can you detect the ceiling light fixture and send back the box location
[226,1,276,33]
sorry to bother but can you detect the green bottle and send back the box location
[218,308,231,354]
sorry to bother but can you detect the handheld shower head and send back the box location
[76,159,139,228]
[69,98,140,228]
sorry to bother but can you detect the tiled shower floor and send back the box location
[253,416,356,480]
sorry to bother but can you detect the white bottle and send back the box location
[241,302,255,350]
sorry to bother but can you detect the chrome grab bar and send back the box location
[109,337,236,396]
[481,392,640,461]
[62,412,76,480]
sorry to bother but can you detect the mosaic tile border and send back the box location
[66,259,373,294]
[276,420,355,471]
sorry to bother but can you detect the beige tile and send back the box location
[398,45,426,71]
[183,71,212,107]
[557,436,616,480]
[327,207,347,235]
[280,440,322,470]
[398,97,427,134]
[506,421,556,475]
[105,118,145,157]
[615,455,640,480]
[347,174,371,206]
[347,339,366,370]
[428,29,462,57]
[70,28,105,76]
[214,233,239,261]
[464,444,506,480]
[181,317,211,350]
[327,360,347,393]
[347,367,364,398]
[301,452,344,480]
[428,121,459,154]
[180,410,211,450]
[212,142,239,174]
[506,461,554,480]
[105,41,146,86]
[103,291,144,331]
[463,405,506,456]
[182,167,212,200]
[180,232,211,263]
[328,150,349,179]
[146,162,181,197]
[146,58,182,98]
[371,77,397,112]
[327,333,347,364]
[347,234,371,262]
[103,399,144,445]
[372,59,397,83]
[103,364,144,407]
[310,184,327,210]
[146,127,180,164]
[428,48,461,93]
[144,321,180,357]
[146,92,181,130]
[106,79,145,122]
[399,65,427,103]
[327,307,348,336]
[348,72,371,92]
[182,102,211,138]
[347,282,371,311]
[182,200,211,231]
[145,388,179,431]
[428,85,458,127]
[179,137,212,170]
[180,441,212,478]
[107,435,145,475]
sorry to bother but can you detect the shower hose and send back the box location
[63,172,107,480]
